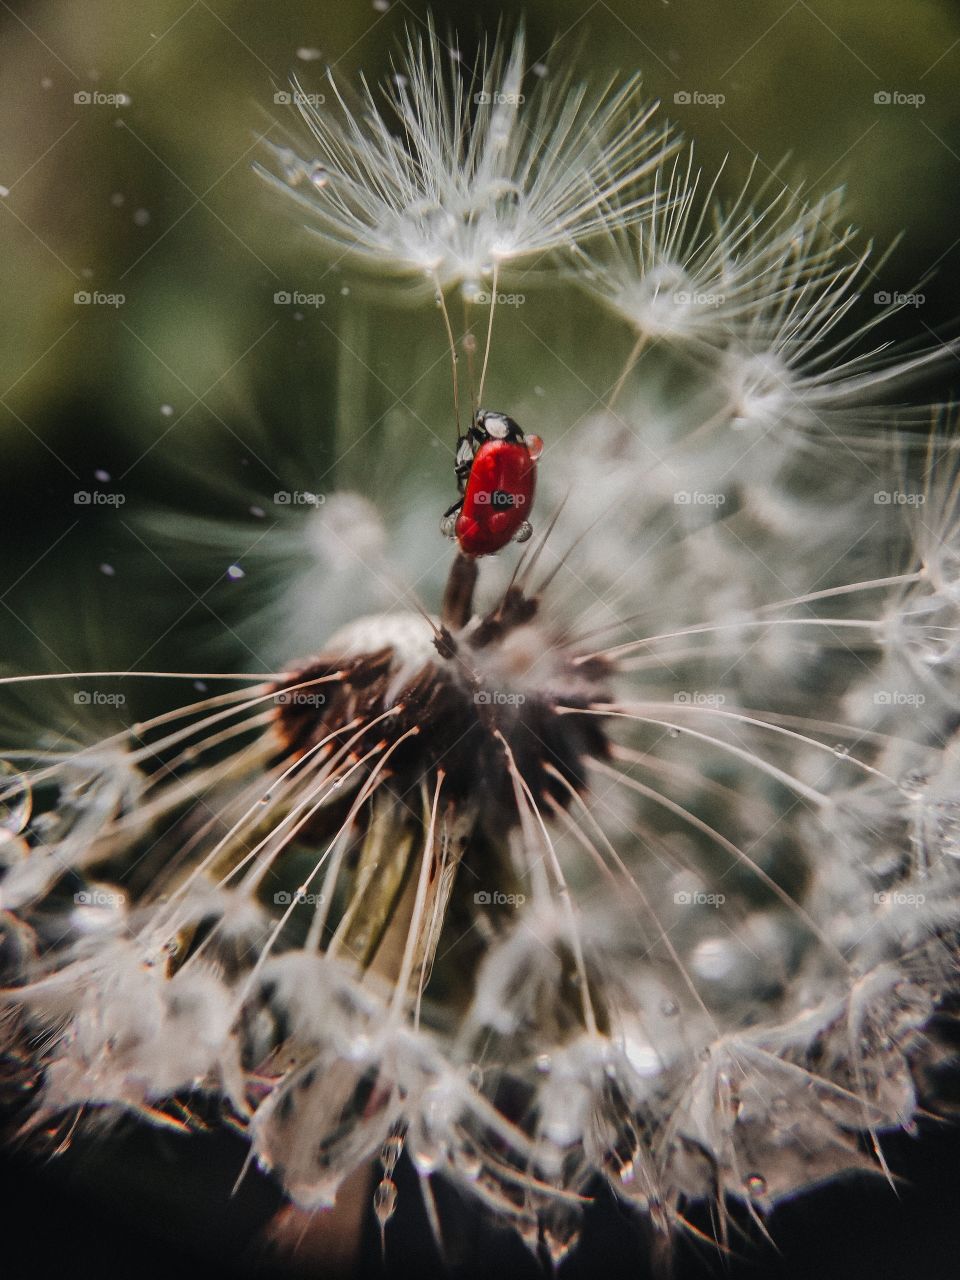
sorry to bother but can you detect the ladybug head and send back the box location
[474,409,524,445]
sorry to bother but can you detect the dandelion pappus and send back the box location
[440,410,544,556]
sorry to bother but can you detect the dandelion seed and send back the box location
[257,22,674,292]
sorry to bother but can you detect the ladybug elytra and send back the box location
[441,411,543,557]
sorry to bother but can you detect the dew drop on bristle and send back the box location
[745,1173,767,1198]
[226,564,245,580]
[99,563,115,577]
[0,762,31,836]
[308,163,329,190]
[373,1177,397,1225]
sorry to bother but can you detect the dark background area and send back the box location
[2,1,960,1276]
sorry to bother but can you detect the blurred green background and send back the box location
[1,0,959,678]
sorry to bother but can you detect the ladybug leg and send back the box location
[442,496,464,519]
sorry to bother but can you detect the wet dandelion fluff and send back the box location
[2,25,960,1270]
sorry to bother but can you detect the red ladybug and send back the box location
[441,411,543,557]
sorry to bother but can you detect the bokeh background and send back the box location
[2,1,960,1277]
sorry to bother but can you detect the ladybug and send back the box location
[441,410,544,557]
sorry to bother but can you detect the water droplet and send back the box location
[296,46,322,61]
[160,403,174,416]
[0,763,31,835]
[373,1177,397,1224]
[340,285,350,296]
[0,186,9,199]
[833,744,849,758]
[535,1053,552,1074]
[380,1133,404,1172]
[94,468,110,483]
[110,192,124,207]
[458,1147,482,1180]
[133,208,150,226]
[308,162,328,190]
[659,997,679,1017]
[668,727,681,739]
[745,1173,767,1197]
[249,505,265,518]
[532,62,548,78]
[99,563,115,577]
[412,1139,439,1174]
[226,564,245,580]
[372,0,389,10]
